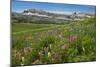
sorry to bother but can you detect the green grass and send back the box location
[12,17,96,66]
[12,23,55,32]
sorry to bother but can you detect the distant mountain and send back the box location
[11,9,95,24]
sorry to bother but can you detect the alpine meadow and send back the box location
[11,1,96,66]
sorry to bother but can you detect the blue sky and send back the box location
[12,0,96,14]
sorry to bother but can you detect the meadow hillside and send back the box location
[12,17,96,66]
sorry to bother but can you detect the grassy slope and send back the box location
[12,24,66,35]
[12,17,96,66]
[12,23,55,32]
